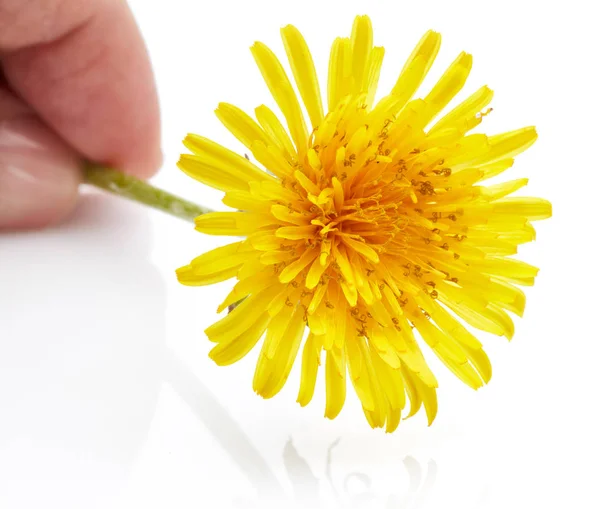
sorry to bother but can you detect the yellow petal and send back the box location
[205,285,280,342]
[341,236,379,263]
[195,212,275,236]
[175,264,240,287]
[421,52,473,126]
[176,242,247,287]
[469,257,540,280]
[297,334,322,406]
[222,190,270,212]
[370,351,406,411]
[251,41,308,157]
[250,141,294,179]
[182,241,244,275]
[470,127,538,167]
[482,178,529,201]
[281,25,324,129]
[350,15,373,95]
[327,37,352,110]
[215,103,270,150]
[385,407,402,433]
[308,280,328,315]
[346,336,375,412]
[365,46,385,108]
[390,30,441,108]
[279,248,319,284]
[430,85,493,134]
[255,105,297,161]
[306,256,328,289]
[276,225,318,240]
[325,347,346,419]
[412,374,438,426]
[209,312,271,366]
[217,269,277,313]
[181,134,272,189]
[492,197,552,221]
[401,365,422,418]
[476,158,514,181]
[254,304,306,398]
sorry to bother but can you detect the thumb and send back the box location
[0,99,81,231]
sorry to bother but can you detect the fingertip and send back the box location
[117,143,163,180]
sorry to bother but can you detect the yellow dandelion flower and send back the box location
[176,15,551,432]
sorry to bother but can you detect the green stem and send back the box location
[83,163,211,223]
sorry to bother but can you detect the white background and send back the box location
[1,0,599,507]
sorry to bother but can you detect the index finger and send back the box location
[0,0,162,178]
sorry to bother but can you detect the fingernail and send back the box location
[0,117,81,230]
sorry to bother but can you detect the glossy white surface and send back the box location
[1,1,598,508]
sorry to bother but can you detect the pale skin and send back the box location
[0,0,161,230]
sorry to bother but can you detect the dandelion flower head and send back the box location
[176,15,551,432]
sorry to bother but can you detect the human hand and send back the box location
[0,0,161,230]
